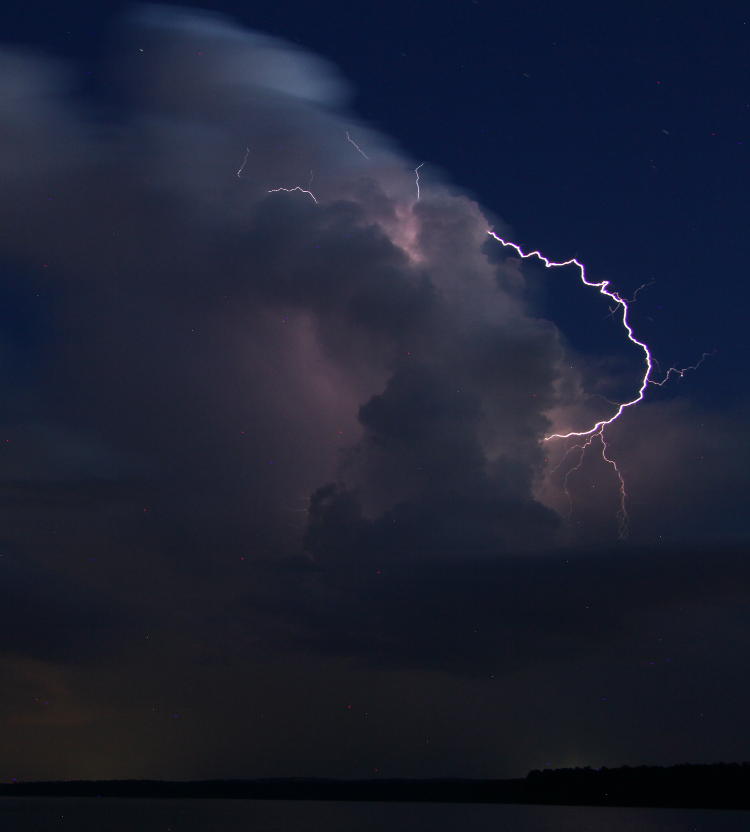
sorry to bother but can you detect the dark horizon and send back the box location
[4,762,750,812]
[5,758,750,783]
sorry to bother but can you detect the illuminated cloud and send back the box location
[0,5,571,570]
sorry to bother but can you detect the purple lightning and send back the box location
[552,432,597,517]
[606,278,654,319]
[486,230,708,538]
[261,132,705,539]
[599,429,628,539]
[650,350,715,387]
[267,185,319,204]
[414,163,424,201]
[487,230,654,441]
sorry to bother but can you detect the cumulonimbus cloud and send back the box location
[0,4,574,578]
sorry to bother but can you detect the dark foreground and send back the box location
[3,798,750,832]
[2,763,749,810]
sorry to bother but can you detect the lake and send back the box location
[1,798,747,830]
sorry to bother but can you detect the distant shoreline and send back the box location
[2,763,749,810]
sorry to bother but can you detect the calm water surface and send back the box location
[1,798,747,831]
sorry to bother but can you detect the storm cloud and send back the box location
[0,4,568,576]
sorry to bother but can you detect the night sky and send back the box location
[1,1,748,781]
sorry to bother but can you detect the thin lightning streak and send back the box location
[649,350,715,386]
[236,146,250,178]
[486,230,706,539]
[630,279,655,303]
[606,279,654,319]
[553,433,596,518]
[599,430,628,539]
[345,130,369,160]
[267,186,319,204]
[550,439,590,480]
[414,163,424,201]
[556,429,627,538]
[487,230,652,442]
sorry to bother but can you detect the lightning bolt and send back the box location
[629,279,655,304]
[606,278,654,319]
[345,130,370,160]
[414,163,424,201]
[267,186,319,204]
[599,429,628,539]
[236,146,250,178]
[649,350,715,386]
[261,139,705,539]
[486,230,708,538]
[487,231,654,441]
[551,432,598,519]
